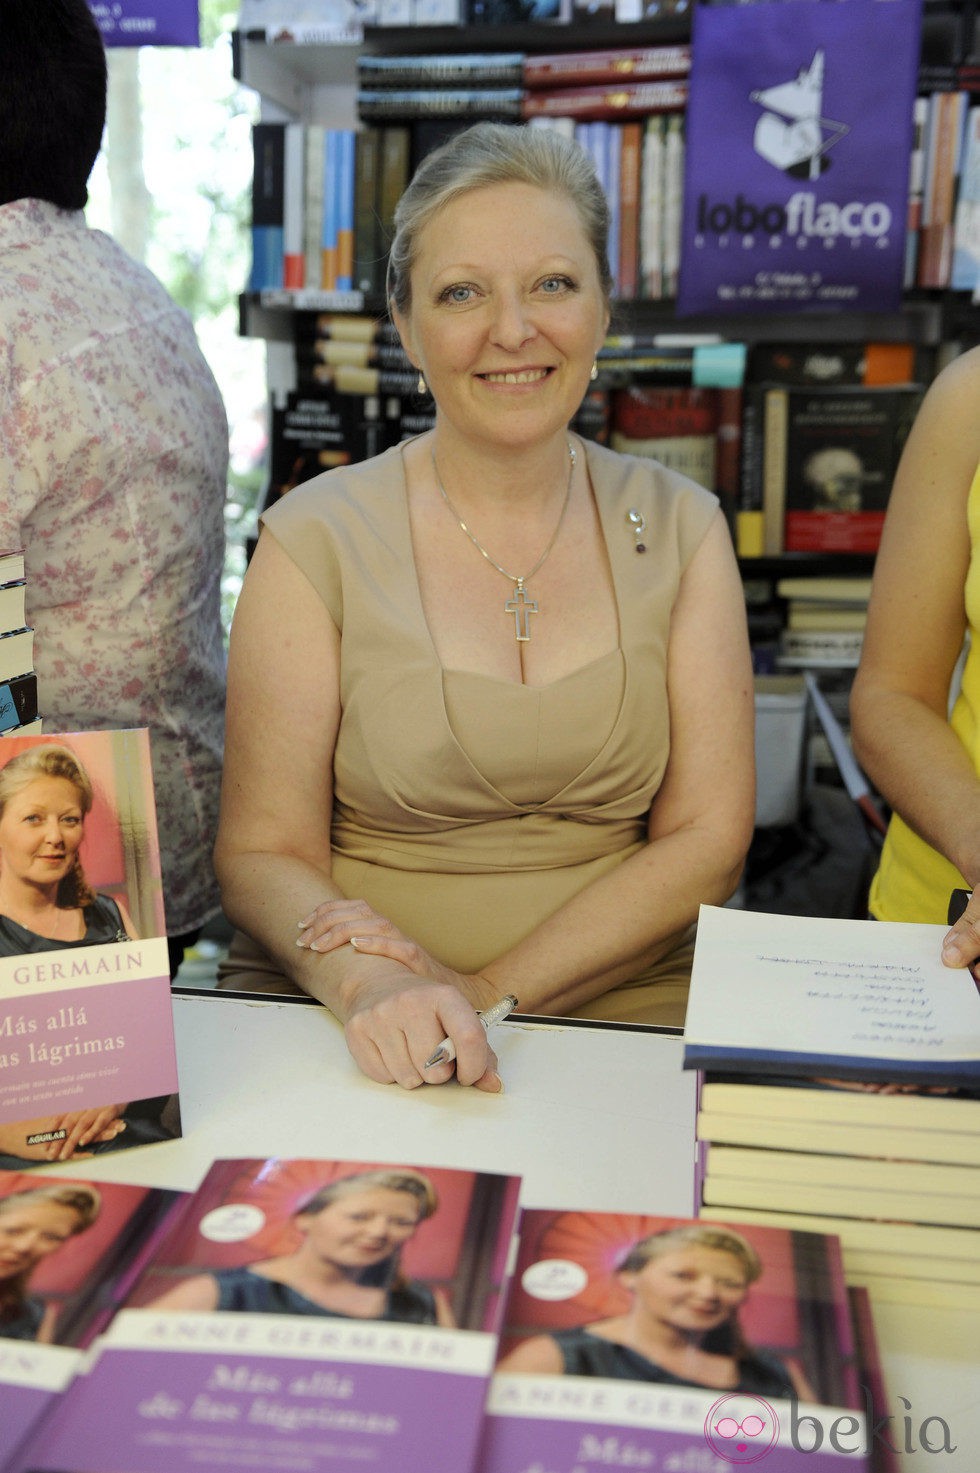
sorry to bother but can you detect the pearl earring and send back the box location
[417,373,428,395]
[590,360,599,381]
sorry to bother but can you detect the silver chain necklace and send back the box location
[431,441,577,642]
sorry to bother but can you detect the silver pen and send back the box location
[424,994,519,1070]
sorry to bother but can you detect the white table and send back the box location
[54,991,978,1469]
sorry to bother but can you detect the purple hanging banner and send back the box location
[677,0,922,317]
[87,1,200,47]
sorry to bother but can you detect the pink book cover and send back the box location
[478,1207,872,1472]
[22,1156,521,1473]
[0,730,179,1173]
[0,1167,186,1473]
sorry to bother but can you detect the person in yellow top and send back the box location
[851,344,980,973]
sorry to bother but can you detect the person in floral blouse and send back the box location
[0,0,229,976]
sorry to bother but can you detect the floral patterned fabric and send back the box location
[0,199,228,935]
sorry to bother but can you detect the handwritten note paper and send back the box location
[683,907,980,1086]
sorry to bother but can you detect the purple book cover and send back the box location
[478,1207,871,1471]
[0,730,180,1172]
[677,0,922,317]
[21,1156,521,1473]
[0,1168,186,1473]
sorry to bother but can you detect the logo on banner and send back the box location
[676,0,921,316]
[751,51,849,178]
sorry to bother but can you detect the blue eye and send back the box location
[440,284,474,305]
[540,275,573,294]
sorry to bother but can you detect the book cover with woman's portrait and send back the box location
[0,1168,186,1472]
[22,1155,521,1473]
[479,1208,875,1472]
[0,729,180,1172]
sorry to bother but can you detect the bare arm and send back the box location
[850,348,980,946]
[214,531,498,1091]
[330,511,756,1013]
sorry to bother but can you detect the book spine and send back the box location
[335,128,356,293]
[951,103,980,292]
[249,121,285,292]
[353,128,382,299]
[715,386,743,539]
[321,128,339,294]
[661,112,684,299]
[640,114,665,300]
[904,95,929,290]
[617,121,642,300]
[604,123,621,295]
[303,125,326,292]
[377,126,411,276]
[521,80,688,122]
[762,386,788,557]
[282,121,306,291]
[359,89,524,121]
[358,53,524,88]
[736,385,765,559]
[523,45,692,90]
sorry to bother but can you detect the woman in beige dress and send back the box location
[215,122,755,1091]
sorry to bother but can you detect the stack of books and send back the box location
[776,574,872,674]
[0,549,39,736]
[684,906,980,1312]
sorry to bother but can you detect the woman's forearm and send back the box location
[476,822,746,1014]
[216,850,424,1018]
[851,685,980,887]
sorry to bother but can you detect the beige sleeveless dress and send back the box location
[219,437,719,1028]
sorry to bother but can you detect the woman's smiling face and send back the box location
[298,1188,423,1269]
[0,775,85,890]
[0,1200,82,1279]
[622,1245,750,1334]
[393,180,609,453]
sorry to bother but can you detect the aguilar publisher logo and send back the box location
[704,1394,779,1465]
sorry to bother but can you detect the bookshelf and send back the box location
[230,10,979,623]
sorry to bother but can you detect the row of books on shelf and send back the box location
[0,550,40,738]
[250,107,687,302]
[907,88,980,296]
[237,0,692,42]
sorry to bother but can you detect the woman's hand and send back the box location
[942,890,980,976]
[47,1105,127,1160]
[299,899,504,1092]
[0,1107,126,1163]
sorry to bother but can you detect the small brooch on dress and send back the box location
[627,508,647,553]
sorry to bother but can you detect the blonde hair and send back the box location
[387,121,613,314]
[618,1224,762,1282]
[0,1184,101,1321]
[294,1170,438,1289]
[0,743,96,907]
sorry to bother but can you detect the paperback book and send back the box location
[21,1156,521,1473]
[683,905,980,1089]
[0,729,180,1173]
[478,1207,872,1472]
[0,1168,186,1473]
